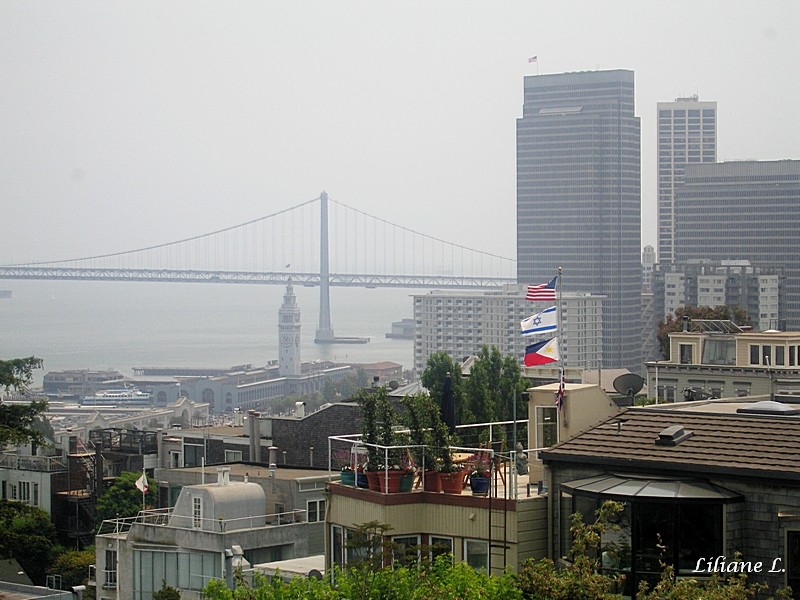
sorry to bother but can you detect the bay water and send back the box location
[0,280,415,386]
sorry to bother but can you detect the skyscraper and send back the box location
[674,160,800,330]
[656,96,717,264]
[516,70,641,371]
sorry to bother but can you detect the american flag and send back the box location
[526,276,557,301]
[555,367,565,410]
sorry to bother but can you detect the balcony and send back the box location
[0,453,67,472]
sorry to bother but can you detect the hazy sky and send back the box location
[2,1,798,266]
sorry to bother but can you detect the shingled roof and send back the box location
[540,406,800,483]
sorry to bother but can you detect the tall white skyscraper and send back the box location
[657,95,717,264]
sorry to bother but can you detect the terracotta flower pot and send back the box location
[423,470,442,492]
[440,471,464,495]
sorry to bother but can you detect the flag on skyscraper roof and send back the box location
[524,337,560,366]
[526,276,557,301]
[528,56,538,63]
[521,306,558,336]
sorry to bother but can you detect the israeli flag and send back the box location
[520,306,558,336]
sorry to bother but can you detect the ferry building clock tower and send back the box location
[278,278,301,377]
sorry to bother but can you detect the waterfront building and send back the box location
[516,69,641,371]
[656,95,717,264]
[673,160,800,330]
[412,285,604,373]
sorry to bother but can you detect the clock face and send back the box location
[280,334,293,348]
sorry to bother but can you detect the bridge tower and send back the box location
[315,191,335,343]
[278,278,301,376]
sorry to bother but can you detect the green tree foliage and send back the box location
[0,356,48,448]
[420,352,468,423]
[51,548,95,591]
[0,500,58,585]
[96,471,157,523]
[153,580,182,600]
[657,306,751,359]
[463,346,528,425]
[637,562,792,599]
[517,500,624,600]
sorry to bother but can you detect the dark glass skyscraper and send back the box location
[516,69,642,371]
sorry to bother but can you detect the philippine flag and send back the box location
[524,337,560,366]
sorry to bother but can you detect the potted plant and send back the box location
[357,386,406,493]
[340,464,356,487]
[468,455,491,496]
[402,392,443,492]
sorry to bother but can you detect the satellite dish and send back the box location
[613,373,644,404]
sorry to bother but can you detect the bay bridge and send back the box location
[0,192,516,341]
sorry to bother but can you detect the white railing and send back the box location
[97,507,307,535]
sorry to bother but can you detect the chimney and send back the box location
[216,466,231,486]
[294,401,305,418]
[682,316,690,332]
[248,410,261,463]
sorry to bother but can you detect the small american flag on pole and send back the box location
[528,56,538,63]
[555,367,565,410]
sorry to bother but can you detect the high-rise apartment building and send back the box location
[412,286,604,373]
[674,160,800,330]
[516,70,641,371]
[657,96,717,264]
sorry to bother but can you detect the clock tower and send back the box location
[278,278,301,377]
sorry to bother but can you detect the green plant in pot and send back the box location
[468,454,491,495]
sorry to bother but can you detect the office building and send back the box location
[516,69,641,371]
[412,285,604,372]
[652,261,783,332]
[642,244,656,293]
[657,96,717,264]
[674,160,800,330]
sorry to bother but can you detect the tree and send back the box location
[51,548,95,592]
[0,500,59,585]
[96,471,157,523]
[421,352,469,424]
[153,580,182,600]
[462,346,528,425]
[0,356,48,448]
[657,306,751,359]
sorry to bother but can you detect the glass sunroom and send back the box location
[559,474,743,597]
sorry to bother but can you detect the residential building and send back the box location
[412,285,604,372]
[645,321,800,402]
[652,260,784,331]
[516,69,642,371]
[656,95,717,264]
[93,465,328,600]
[540,397,800,595]
[673,160,800,329]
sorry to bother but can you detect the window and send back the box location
[307,499,325,523]
[791,346,796,367]
[536,405,559,448]
[104,549,117,588]
[19,481,30,504]
[32,483,39,507]
[776,346,785,366]
[393,535,421,566]
[170,451,182,468]
[224,450,243,463]
[464,539,489,572]
[331,525,345,568]
[787,531,800,596]
[763,345,772,366]
[679,344,693,364]
[429,536,454,563]
[184,443,204,467]
[750,345,760,365]
[192,497,203,529]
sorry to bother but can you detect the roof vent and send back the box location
[655,425,694,446]
[737,400,800,416]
